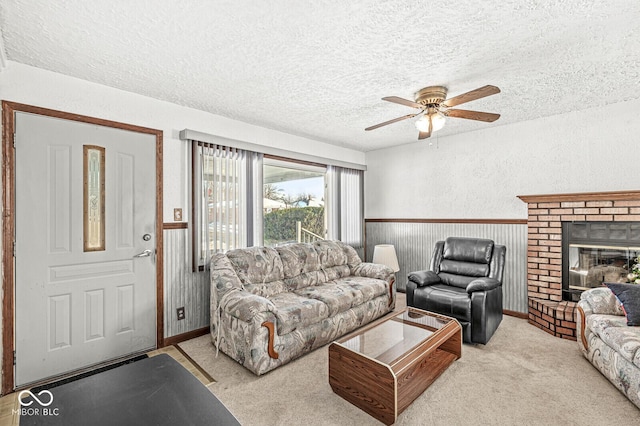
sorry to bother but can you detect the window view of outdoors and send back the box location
[263,161,325,247]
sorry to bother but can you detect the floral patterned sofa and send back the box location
[210,240,396,375]
[576,287,640,408]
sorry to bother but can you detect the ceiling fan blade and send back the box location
[418,130,431,140]
[382,96,424,109]
[446,109,500,122]
[365,113,418,131]
[442,85,500,107]
[418,117,432,139]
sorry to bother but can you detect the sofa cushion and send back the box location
[321,265,352,282]
[226,247,284,291]
[268,292,329,335]
[333,276,389,303]
[276,243,321,279]
[335,240,363,267]
[605,282,640,326]
[587,314,630,339]
[294,283,363,317]
[313,240,348,268]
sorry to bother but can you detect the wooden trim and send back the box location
[388,276,395,307]
[517,190,640,203]
[503,309,528,319]
[2,101,16,395]
[365,218,527,225]
[1,102,163,135]
[155,129,165,352]
[163,326,210,347]
[261,321,279,359]
[576,305,588,351]
[163,222,188,230]
[172,343,216,384]
[264,153,328,169]
[1,101,164,394]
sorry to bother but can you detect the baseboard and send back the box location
[503,309,528,319]
[164,326,210,347]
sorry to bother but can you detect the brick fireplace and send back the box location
[518,190,640,341]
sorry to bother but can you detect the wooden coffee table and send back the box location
[328,307,461,425]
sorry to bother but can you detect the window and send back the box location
[263,157,326,247]
[188,134,364,268]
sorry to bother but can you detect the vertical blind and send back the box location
[326,165,364,247]
[192,143,246,270]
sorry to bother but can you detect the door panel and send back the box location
[14,112,157,386]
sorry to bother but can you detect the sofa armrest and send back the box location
[466,277,500,293]
[579,287,624,316]
[408,270,441,287]
[351,262,394,281]
[219,290,277,322]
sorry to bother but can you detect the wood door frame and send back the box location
[1,101,165,394]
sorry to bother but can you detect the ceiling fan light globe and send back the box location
[430,113,446,131]
[414,115,430,132]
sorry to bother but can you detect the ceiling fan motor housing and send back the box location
[415,86,448,106]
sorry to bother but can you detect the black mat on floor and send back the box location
[19,354,240,426]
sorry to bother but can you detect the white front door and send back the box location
[14,112,157,387]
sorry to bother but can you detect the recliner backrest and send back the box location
[431,237,501,289]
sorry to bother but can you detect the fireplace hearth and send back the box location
[518,191,640,341]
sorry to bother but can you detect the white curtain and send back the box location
[326,165,364,248]
[192,142,262,270]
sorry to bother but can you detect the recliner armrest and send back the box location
[466,277,500,293]
[408,270,441,287]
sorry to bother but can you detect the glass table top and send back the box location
[336,308,454,366]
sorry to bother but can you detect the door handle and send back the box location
[133,249,153,258]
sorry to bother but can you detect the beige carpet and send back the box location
[179,314,640,425]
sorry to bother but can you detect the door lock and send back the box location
[142,234,152,241]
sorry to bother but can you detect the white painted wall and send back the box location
[0,61,365,220]
[365,97,640,219]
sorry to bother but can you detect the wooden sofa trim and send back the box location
[388,277,395,307]
[577,305,588,351]
[262,321,280,359]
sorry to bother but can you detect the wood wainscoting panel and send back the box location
[364,219,528,315]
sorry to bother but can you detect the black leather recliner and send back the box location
[406,237,506,344]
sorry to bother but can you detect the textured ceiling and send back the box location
[1,0,639,152]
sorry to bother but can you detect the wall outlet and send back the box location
[176,307,185,321]
[174,208,183,221]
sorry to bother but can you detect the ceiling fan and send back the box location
[365,85,501,140]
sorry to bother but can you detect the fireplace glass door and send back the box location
[563,222,640,301]
[567,244,639,295]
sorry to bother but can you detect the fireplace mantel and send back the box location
[518,190,640,203]
[519,190,640,340]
